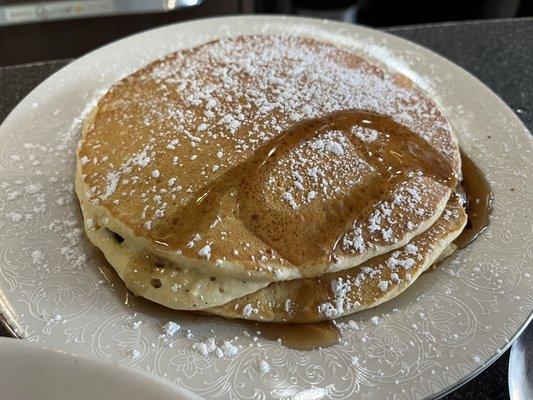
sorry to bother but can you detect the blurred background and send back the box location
[0,0,531,66]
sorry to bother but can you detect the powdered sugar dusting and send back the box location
[79,34,455,243]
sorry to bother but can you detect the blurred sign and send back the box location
[0,0,202,26]
[4,1,114,23]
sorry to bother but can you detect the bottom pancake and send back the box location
[207,195,466,322]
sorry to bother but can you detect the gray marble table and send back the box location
[1,17,532,400]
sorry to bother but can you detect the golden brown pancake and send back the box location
[76,35,460,284]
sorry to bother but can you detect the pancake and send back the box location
[207,195,467,322]
[76,35,460,283]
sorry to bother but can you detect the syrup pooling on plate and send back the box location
[257,321,340,350]
[454,151,492,249]
[151,110,457,267]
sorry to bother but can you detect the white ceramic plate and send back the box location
[0,337,200,400]
[0,16,532,400]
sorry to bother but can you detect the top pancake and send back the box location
[77,35,460,281]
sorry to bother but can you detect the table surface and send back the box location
[1,17,532,400]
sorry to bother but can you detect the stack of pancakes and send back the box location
[76,35,467,323]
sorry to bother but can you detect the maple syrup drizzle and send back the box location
[150,110,457,267]
[256,321,340,350]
